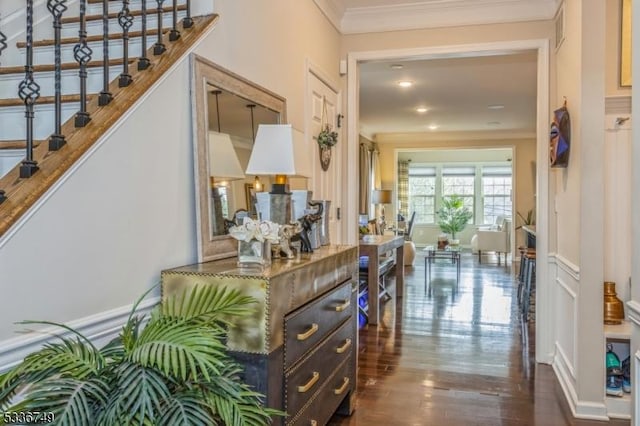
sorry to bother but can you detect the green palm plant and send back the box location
[0,284,284,426]
[437,196,473,240]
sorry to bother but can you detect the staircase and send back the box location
[0,0,217,237]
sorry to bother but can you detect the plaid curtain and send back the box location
[397,160,409,219]
[359,143,371,214]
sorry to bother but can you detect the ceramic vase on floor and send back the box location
[603,281,624,325]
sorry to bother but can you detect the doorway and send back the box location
[345,39,551,363]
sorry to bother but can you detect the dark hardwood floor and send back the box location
[329,251,629,426]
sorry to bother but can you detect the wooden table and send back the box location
[359,235,405,325]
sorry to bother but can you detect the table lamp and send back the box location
[208,131,245,234]
[372,189,392,233]
[245,124,311,224]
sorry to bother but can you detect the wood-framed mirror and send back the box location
[191,54,286,262]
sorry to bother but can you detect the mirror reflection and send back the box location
[192,55,287,261]
[206,85,280,238]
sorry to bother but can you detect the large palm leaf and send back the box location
[95,363,170,425]
[127,318,227,381]
[158,389,218,426]
[18,377,109,426]
[160,284,256,325]
[0,284,284,425]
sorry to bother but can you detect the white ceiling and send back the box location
[359,51,538,138]
[313,0,551,139]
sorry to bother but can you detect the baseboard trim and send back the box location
[0,296,159,373]
[553,343,609,421]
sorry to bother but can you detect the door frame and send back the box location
[345,39,552,363]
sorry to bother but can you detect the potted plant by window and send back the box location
[437,196,473,246]
[516,209,536,248]
[0,284,284,426]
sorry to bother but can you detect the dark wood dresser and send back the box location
[161,245,358,425]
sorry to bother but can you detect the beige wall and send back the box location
[199,1,342,133]
[374,135,536,250]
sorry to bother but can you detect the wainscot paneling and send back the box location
[0,297,159,373]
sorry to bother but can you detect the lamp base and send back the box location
[269,193,292,225]
[270,183,290,194]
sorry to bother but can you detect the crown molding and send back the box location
[313,0,346,32]
[338,0,559,35]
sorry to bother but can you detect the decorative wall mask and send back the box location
[549,100,570,168]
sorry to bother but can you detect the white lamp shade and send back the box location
[208,131,245,181]
[245,124,311,177]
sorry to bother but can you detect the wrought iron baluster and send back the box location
[0,190,6,204]
[99,0,112,106]
[169,0,180,41]
[153,0,166,55]
[0,14,7,62]
[18,0,40,178]
[47,0,68,150]
[138,0,150,70]
[183,0,193,29]
[118,0,134,87]
[74,0,92,127]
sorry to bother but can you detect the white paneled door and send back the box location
[307,70,343,244]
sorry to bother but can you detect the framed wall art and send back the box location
[620,0,632,87]
[245,183,257,218]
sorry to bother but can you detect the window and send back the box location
[408,167,436,224]
[405,163,512,226]
[216,186,229,218]
[482,167,512,225]
[442,167,475,223]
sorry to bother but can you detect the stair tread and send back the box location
[17,29,163,49]
[0,58,136,75]
[60,5,186,24]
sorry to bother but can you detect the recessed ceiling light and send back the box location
[390,64,404,70]
[488,104,505,110]
[397,80,413,88]
[428,124,439,130]
[416,107,428,113]
[487,121,501,126]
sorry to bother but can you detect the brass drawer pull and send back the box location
[335,299,351,312]
[334,377,350,395]
[297,371,320,393]
[336,338,352,354]
[297,323,319,341]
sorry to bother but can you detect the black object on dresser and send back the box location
[161,245,358,426]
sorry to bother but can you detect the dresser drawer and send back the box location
[285,317,353,419]
[287,356,352,426]
[284,280,353,369]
